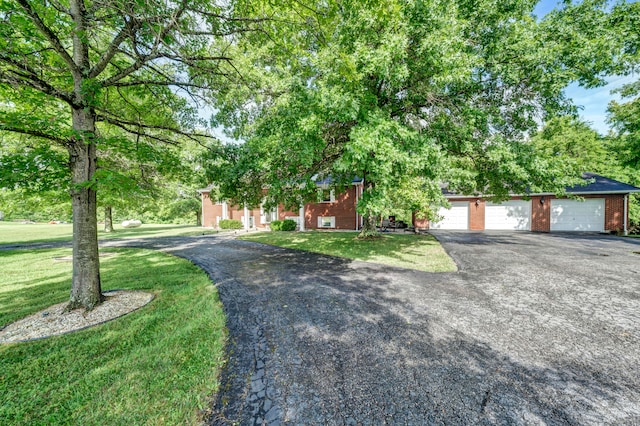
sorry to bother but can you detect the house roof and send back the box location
[313,176,363,185]
[443,173,640,198]
[198,176,363,194]
[197,184,215,194]
[565,173,640,194]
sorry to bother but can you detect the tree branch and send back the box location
[100,1,190,86]
[0,54,74,104]
[99,52,163,87]
[15,0,79,75]
[96,113,216,145]
[0,123,69,145]
[109,80,222,89]
[89,17,138,78]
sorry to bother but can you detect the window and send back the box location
[318,187,335,203]
[318,216,335,228]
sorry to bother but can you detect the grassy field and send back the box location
[0,221,218,245]
[0,247,226,425]
[239,230,457,272]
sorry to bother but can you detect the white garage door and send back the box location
[431,202,469,230]
[485,201,531,230]
[550,198,605,232]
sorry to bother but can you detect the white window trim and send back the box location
[317,216,336,228]
[318,187,335,203]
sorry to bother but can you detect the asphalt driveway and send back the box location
[109,232,640,425]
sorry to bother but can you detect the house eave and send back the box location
[444,190,640,199]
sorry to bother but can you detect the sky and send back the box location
[533,0,633,134]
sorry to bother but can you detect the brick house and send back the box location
[201,173,639,233]
[199,178,365,231]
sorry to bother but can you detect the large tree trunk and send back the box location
[66,0,102,310]
[196,209,202,227]
[357,179,381,239]
[104,206,114,232]
[358,211,381,239]
[67,107,103,310]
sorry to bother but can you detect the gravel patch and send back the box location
[0,290,154,343]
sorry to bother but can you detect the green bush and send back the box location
[281,219,297,231]
[219,219,243,229]
[269,220,283,231]
[270,219,296,231]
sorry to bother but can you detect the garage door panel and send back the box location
[551,199,604,232]
[485,201,531,230]
[431,202,469,230]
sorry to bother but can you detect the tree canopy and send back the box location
[206,0,627,235]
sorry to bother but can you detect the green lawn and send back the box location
[0,221,219,245]
[239,231,457,272]
[0,248,226,425]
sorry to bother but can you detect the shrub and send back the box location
[218,219,243,229]
[269,220,283,231]
[270,219,297,231]
[281,219,297,231]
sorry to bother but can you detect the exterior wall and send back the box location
[429,198,477,230]
[201,192,223,228]
[531,196,550,232]
[305,186,360,230]
[229,208,245,222]
[469,199,485,231]
[604,194,625,232]
[203,188,631,233]
[278,208,298,221]
[530,194,627,233]
[434,195,628,233]
[276,185,361,230]
[200,192,266,229]
[412,212,429,230]
[304,186,358,230]
[228,206,266,229]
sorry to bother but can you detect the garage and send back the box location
[485,200,531,230]
[431,202,469,230]
[550,198,605,232]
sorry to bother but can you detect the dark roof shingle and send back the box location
[567,173,640,194]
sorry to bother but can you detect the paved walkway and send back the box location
[101,232,640,425]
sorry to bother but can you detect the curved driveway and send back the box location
[107,232,640,425]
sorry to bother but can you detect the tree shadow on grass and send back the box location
[238,232,456,272]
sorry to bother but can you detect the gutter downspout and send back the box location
[201,193,205,228]
[624,194,628,236]
[355,183,359,231]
